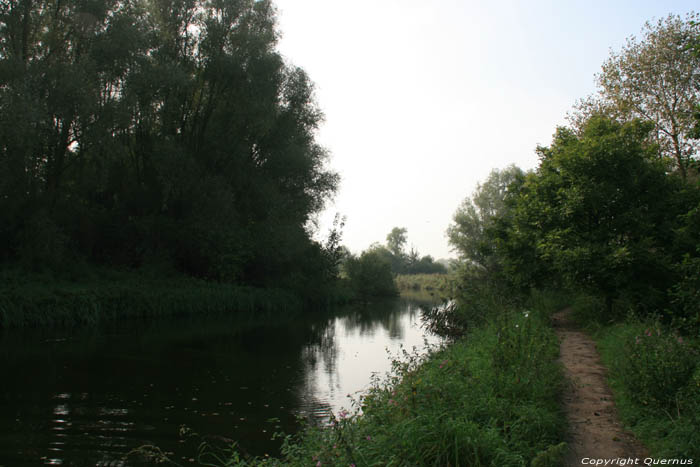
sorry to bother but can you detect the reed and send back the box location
[0,271,302,328]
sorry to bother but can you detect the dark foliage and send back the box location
[0,0,338,291]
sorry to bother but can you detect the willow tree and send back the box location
[0,0,338,287]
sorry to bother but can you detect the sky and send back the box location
[273,0,697,260]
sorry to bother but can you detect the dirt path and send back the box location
[552,309,647,465]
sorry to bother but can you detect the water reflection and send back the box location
[0,297,443,465]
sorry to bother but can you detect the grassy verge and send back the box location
[175,291,567,466]
[595,321,700,458]
[0,269,302,328]
[571,295,700,459]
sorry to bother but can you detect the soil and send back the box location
[552,308,647,465]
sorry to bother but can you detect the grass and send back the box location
[0,268,302,328]
[172,290,568,466]
[394,273,455,300]
[594,320,700,458]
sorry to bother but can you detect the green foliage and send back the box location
[344,248,398,301]
[377,227,448,275]
[572,14,700,179]
[501,117,680,314]
[386,227,408,258]
[0,269,301,328]
[596,320,700,458]
[447,164,524,274]
[620,325,696,409]
[0,0,338,291]
[394,273,454,299]
[669,253,700,333]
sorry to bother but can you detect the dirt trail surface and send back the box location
[552,309,647,465]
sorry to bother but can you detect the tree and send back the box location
[386,227,407,258]
[344,247,398,301]
[0,0,338,291]
[447,165,524,273]
[507,116,680,313]
[571,14,700,180]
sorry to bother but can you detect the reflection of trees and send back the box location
[338,299,405,339]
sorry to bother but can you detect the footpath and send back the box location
[552,309,647,465]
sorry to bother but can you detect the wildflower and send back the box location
[317,462,322,467]
[366,435,372,441]
[677,336,684,344]
[388,398,396,405]
[515,324,519,328]
[524,311,530,318]
[645,329,652,337]
[338,409,349,419]
[439,359,448,369]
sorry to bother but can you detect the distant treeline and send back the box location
[338,227,448,300]
[0,0,340,296]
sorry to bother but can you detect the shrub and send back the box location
[344,249,398,300]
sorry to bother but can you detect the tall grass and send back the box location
[0,270,302,328]
[394,273,454,300]
[595,319,700,458]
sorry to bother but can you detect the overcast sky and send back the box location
[273,1,696,260]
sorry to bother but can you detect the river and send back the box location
[0,296,443,466]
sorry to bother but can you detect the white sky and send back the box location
[274,0,697,259]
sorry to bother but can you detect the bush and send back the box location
[344,249,398,300]
[597,321,700,457]
[622,325,696,408]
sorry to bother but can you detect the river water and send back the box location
[0,296,443,466]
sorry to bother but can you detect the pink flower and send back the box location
[366,435,372,441]
[338,409,349,419]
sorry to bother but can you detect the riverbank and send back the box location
[0,268,309,328]
[180,291,569,466]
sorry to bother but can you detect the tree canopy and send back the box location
[503,117,680,311]
[0,0,338,289]
[571,14,700,179]
[447,165,523,273]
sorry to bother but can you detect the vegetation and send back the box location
[434,13,700,464]
[394,273,454,300]
[355,227,448,276]
[3,1,700,464]
[571,14,700,179]
[343,247,398,301]
[0,0,338,299]
[0,268,302,328]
